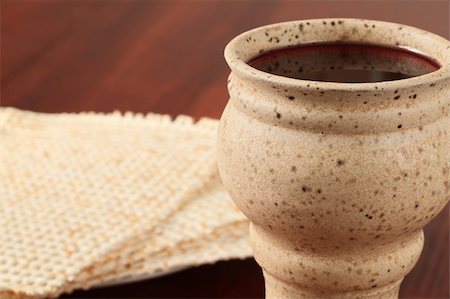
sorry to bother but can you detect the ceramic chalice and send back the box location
[217,19,450,298]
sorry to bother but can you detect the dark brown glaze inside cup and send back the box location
[248,42,440,83]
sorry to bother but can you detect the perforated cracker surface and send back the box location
[0,108,248,298]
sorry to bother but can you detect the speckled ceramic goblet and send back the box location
[217,19,450,298]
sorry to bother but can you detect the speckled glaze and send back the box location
[217,19,450,298]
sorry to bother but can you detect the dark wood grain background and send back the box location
[1,0,449,298]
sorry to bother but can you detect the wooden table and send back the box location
[2,1,449,298]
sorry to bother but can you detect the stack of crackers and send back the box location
[0,108,251,299]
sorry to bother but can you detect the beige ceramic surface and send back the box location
[217,18,450,298]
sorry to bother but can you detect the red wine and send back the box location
[248,42,440,83]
